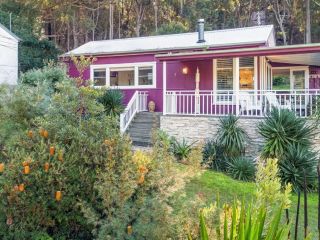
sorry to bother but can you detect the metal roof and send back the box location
[64,25,275,56]
[155,43,320,63]
[0,22,21,41]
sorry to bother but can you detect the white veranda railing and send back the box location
[165,89,320,118]
[120,91,148,133]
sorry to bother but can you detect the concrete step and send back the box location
[125,112,161,147]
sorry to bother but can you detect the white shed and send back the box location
[0,23,20,85]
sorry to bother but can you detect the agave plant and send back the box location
[258,108,313,159]
[172,138,195,161]
[97,89,124,116]
[202,139,228,171]
[278,144,317,193]
[217,115,248,157]
[226,157,256,182]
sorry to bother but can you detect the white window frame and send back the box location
[90,62,156,89]
[271,66,309,91]
[213,57,257,104]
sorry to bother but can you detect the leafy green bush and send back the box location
[20,62,68,87]
[202,139,227,171]
[97,89,124,116]
[278,144,318,192]
[217,115,248,157]
[0,80,176,239]
[226,157,256,181]
[0,82,52,158]
[172,138,195,161]
[258,108,313,159]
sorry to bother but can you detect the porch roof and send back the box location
[156,43,320,66]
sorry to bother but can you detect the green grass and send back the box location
[174,165,319,239]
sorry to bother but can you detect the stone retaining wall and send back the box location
[160,115,320,158]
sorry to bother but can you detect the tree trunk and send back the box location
[306,0,311,43]
[109,1,114,40]
[72,11,79,48]
[154,1,158,33]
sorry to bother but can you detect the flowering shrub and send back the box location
[0,80,177,239]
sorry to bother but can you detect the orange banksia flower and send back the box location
[23,165,30,174]
[27,130,33,138]
[127,225,133,235]
[139,165,148,174]
[0,163,4,173]
[44,162,50,172]
[50,146,55,156]
[43,130,49,139]
[55,191,62,201]
[39,128,45,137]
[18,184,25,192]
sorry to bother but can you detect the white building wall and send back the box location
[0,26,19,85]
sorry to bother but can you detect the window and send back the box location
[292,70,305,89]
[93,69,106,86]
[110,67,134,87]
[91,62,155,88]
[217,58,233,91]
[239,57,254,90]
[272,69,290,90]
[138,67,153,85]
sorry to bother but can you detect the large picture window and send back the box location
[110,67,134,87]
[272,67,308,90]
[272,69,290,90]
[91,62,156,88]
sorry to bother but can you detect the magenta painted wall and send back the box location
[66,53,320,113]
[67,54,214,112]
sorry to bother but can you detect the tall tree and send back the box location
[306,0,311,43]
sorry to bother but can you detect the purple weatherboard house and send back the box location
[63,20,320,147]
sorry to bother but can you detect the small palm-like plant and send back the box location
[226,157,256,182]
[97,89,124,116]
[217,115,248,157]
[258,108,313,159]
[172,138,194,161]
[279,144,317,193]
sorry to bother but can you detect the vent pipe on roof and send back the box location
[197,19,205,43]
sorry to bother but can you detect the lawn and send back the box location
[174,164,319,239]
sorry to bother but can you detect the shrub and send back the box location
[202,140,227,171]
[255,158,292,210]
[0,80,176,239]
[185,144,203,170]
[97,89,125,116]
[0,82,52,158]
[226,157,256,181]
[172,138,195,161]
[20,62,68,88]
[278,144,318,192]
[258,108,313,159]
[198,202,291,240]
[216,115,248,157]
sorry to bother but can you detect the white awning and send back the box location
[267,53,320,66]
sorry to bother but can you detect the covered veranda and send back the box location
[157,43,320,118]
